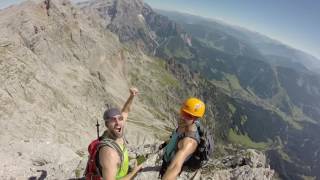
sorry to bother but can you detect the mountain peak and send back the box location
[79,0,191,54]
[79,0,147,40]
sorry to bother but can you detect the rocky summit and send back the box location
[0,0,301,179]
[0,0,162,178]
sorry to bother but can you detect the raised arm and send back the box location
[162,137,198,180]
[121,87,138,121]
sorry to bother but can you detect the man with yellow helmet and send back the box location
[160,97,205,180]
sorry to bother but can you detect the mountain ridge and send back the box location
[155,9,320,71]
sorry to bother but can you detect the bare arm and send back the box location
[162,137,198,180]
[121,87,138,121]
[99,146,120,180]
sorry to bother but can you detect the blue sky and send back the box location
[0,0,23,8]
[145,0,320,59]
[1,0,319,59]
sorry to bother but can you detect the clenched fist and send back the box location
[129,87,139,96]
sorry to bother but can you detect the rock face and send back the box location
[130,145,274,180]
[79,0,190,54]
[78,0,156,52]
[0,0,164,179]
[79,0,146,40]
[0,0,275,179]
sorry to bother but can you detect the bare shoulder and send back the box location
[178,136,198,152]
[182,136,198,146]
[173,137,198,163]
[99,146,120,168]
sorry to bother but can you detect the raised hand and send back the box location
[129,87,139,96]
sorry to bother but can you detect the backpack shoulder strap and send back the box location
[98,138,124,163]
[181,123,201,144]
[183,131,200,144]
[95,138,124,177]
[195,121,215,157]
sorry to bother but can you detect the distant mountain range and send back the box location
[151,9,320,180]
[156,9,320,74]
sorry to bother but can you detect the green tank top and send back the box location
[98,131,129,179]
[116,144,129,179]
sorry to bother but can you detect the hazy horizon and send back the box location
[1,0,319,60]
[145,0,320,60]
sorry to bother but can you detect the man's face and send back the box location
[179,111,197,126]
[106,114,125,138]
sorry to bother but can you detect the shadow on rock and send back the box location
[28,170,47,180]
[141,165,161,172]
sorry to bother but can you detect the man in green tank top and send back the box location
[98,87,142,180]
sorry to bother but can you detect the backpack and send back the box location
[183,121,214,169]
[159,121,214,177]
[84,137,123,180]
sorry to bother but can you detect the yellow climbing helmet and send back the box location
[181,97,205,118]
